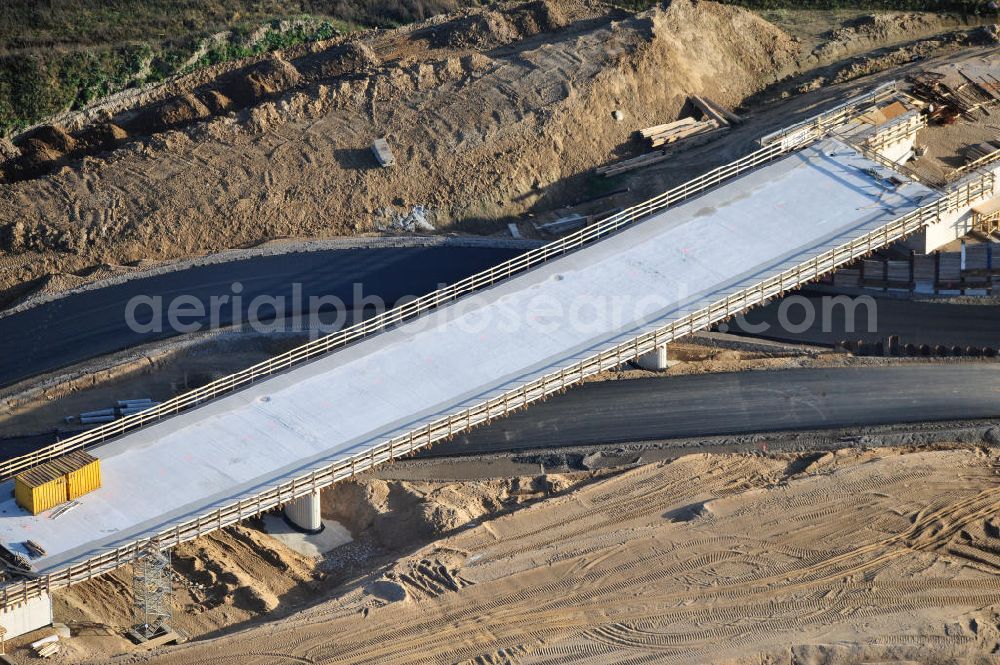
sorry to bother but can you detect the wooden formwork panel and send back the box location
[938,253,961,282]
[886,260,910,284]
[965,243,990,271]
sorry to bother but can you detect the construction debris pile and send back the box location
[376,206,436,233]
[909,60,1000,123]
[596,96,740,177]
[31,634,60,659]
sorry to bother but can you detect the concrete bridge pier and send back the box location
[635,345,671,371]
[283,489,324,534]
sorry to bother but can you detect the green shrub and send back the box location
[0,43,159,136]
[0,12,361,136]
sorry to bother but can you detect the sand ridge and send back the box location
[79,447,1000,664]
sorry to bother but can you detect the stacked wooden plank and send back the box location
[32,635,60,658]
[595,96,740,178]
[640,97,740,148]
[690,95,742,125]
[909,63,1000,120]
[595,150,675,178]
[640,117,696,145]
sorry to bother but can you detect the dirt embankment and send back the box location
[807,11,975,64]
[57,446,1000,665]
[745,10,998,100]
[52,523,318,659]
[43,469,596,661]
[1,2,992,305]
[322,473,584,550]
[0,0,796,296]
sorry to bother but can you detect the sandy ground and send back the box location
[0,3,997,662]
[26,445,999,664]
[911,116,1000,185]
[18,468,601,663]
[0,0,800,296]
[0,0,994,308]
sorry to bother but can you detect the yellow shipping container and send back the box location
[15,468,68,515]
[14,450,101,515]
[67,454,101,500]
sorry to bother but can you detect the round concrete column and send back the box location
[634,345,670,371]
[283,489,323,534]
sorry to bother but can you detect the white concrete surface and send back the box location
[262,515,351,557]
[875,135,915,165]
[924,163,1000,252]
[925,207,973,253]
[0,139,940,575]
[0,592,51,638]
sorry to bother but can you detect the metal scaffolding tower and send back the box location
[132,541,172,641]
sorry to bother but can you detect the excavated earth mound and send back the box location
[59,447,1000,665]
[0,0,798,296]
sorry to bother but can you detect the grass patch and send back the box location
[0,16,361,137]
[1,0,994,137]
[613,0,995,13]
[0,0,472,137]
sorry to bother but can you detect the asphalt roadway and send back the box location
[0,245,525,388]
[427,365,1000,455]
[3,364,998,461]
[727,290,1000,348]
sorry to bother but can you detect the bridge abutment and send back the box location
[0,592,52,639]
[283,489,323,534]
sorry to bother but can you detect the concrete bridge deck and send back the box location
[0,138,941,576]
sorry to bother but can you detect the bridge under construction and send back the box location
[0,82,995,633]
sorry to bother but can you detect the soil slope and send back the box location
[107,447,1000,664]
[0,0,796,294]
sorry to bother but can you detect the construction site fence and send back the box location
[758,80,898,148]
[843,127,942,191]
[947,147,1000,183]
[0,171,993,612]
[863,112,926,152]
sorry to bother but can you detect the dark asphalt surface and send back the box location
[727,290,1000,348]
[3,365,998,461]
[0,246,525,388]
[427,365,1000,455]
